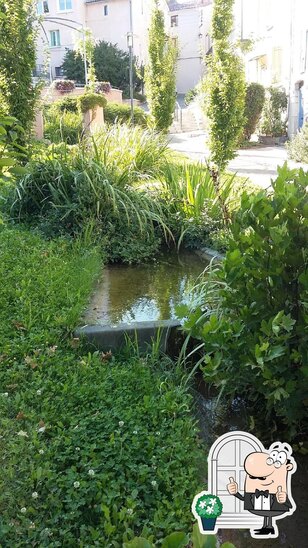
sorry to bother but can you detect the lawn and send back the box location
[0,226,205,546]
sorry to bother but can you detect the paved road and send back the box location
[169,132,307,188]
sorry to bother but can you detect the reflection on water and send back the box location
[84,249,208,325]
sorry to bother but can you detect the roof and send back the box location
[168,0,212,12]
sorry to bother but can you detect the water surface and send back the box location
[84,249,208,325]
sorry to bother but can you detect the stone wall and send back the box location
[41,86,123,105]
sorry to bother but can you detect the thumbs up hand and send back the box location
[276,485,287,504]
[227,476,238,495]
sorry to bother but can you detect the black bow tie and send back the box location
[255,489,269,498]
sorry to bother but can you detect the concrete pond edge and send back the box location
[75,247,225,353]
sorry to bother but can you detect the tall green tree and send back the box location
[0,0,38,134]
[145,1,178,132]
[204,0,246,173]
[62,41,140,94]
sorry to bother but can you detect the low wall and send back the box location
[75,320,182,355]
[41,86,123,105]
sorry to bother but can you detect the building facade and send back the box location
[35,0,166,81]
[168,0,212,94]
[238,0,308,136]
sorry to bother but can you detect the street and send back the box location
[169,131,308,188]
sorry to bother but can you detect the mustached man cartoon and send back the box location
[227,441,296,538]
[192,432,296,540]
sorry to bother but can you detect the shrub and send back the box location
[260,87,288,137]
[44,107,82,144]
[286,122,308,163]
[8,125,171,260]
[185,88,198,106]
[54,96,78,113]
[180,165,308,441]
[203,0,246,172]
[52,79,75,93]
[145,2,178,132]
[0,0,39,135]
[104,102,147,126]
[0,115,26,181]
[77,92,107,113]
[244,82,265,140]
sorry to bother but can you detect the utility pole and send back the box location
[127,0,134,123]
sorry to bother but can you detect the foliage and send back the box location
[159,162,252,249]
[185,88,198,106]
[52,79,75,93]
[52,96,79,113]
[0,0,39,134]
[0,115,26,180]
[286,122,308,164]
[243,82,265,140]
[74,27,96,90]
[8,125,172,261]
[179,165,308,441]
[203,0,246,172]
[61,49,86,84]
[0,227,204,545]
[123,524,235,547]
[260,86,288,137]
[77,92,107,113]
[145,1,178,132]
[195,494,223,519]
[104,102,148,126]
[62,41,141,93]
[43,106,82,144]
[95,81,112,94]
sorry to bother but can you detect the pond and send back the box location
[84,248,208,326]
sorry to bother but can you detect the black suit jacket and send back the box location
[235,491,292,513]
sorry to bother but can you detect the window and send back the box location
[58,0,72,11]
[171,15,178,27]
[50,30,61,47]
[104,5,108,16]
[55,66,64,78]
[37,1,49,14]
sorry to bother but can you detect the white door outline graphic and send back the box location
[208,431,264,528]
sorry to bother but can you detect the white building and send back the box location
[35,0,167,81]
[238,0,308,136]
[168,0,212,94]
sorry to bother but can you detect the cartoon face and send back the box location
[244,447,294,494]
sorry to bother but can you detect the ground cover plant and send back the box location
[179,165,308,442]
[286,121,308,164]
[0,226,205,545]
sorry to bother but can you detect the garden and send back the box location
[0,0,307,546]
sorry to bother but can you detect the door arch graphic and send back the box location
[208,431,264,528]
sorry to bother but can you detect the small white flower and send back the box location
[36,389,42,395]
[17,430,28,437]
[209,497,217,505]
[152,465,157,470]
[151,480,157,487]
[38,426,46,433]
[127,508,133,515]
[32,492,38,499]
[74,481,80,488]
[156,431,161,436]
[29,522,35,529]
[2,392,9,397]
[118,421,124,428]
[133,430,138,435]
[39,449,44,455]
[20,507,27,514]
[75,447,80,451]
[199,501,207,509]
[88,469,95,476]
[206,506,214,514]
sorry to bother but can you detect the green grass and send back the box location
[0,226,205,545]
